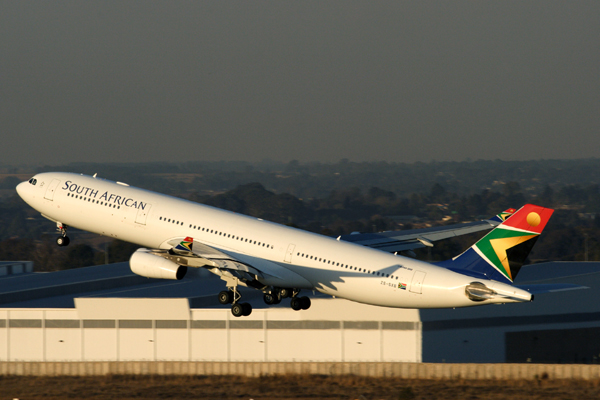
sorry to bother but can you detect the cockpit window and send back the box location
[28,178,37,185]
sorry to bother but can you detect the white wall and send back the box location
[0,298,422,362]
[267,330,343,361]
[83,328,117,360]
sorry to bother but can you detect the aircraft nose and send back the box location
[16,181,29,199]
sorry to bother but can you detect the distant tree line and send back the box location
[26,158,600,199]
[0,159,599,270]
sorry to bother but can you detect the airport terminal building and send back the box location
[0,261,599,364]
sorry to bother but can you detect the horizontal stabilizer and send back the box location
[516,283,588,294]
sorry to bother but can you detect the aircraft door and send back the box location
[410,270,426,294]
[44,179,61,201]
[135,204,151,225]
[284,243,295,263]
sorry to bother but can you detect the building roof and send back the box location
[1,260,598,318]
[0,262,326,309]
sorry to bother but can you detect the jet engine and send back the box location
[130,248,187,280]
[465,281,496,302]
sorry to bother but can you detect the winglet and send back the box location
[488,208,517,224]
[437,204,554,284]
[174,237,194,252]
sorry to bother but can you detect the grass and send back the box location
[2,374,600,399]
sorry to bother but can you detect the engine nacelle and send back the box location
[130,249,187,280]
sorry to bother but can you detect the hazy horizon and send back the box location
[2,156,599,169]
[2,1,599,165]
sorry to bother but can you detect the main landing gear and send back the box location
[290,296,311,311]
[264,288,311,311]
[218,290,252,317]
[218,281,252,317]
[217,285,311,317]
[56,222,70,247]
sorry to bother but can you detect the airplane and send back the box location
[16,172,578,317]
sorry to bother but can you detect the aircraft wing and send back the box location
[337,208,516,253]
[159,237,267,278]
[338,219,501,253]
[155,237,311,289]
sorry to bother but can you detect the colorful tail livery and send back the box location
[437,204,554,284]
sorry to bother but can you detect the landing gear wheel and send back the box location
[279,288,292,298]
[56,236,70,247]
[290,297,303,311]
[300,296,311,310]
[263,293,277,305]
[242,302,252,316]
[56,223,69,246]
[218,291,233,305]
[232,303,251,317]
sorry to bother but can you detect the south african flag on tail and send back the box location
[436,204,554,284]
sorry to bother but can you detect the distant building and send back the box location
[0,261,33,277]
[421,262,600,364]
[0,261,598,363]
[0,264,420,362]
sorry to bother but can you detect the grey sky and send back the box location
[1,1,599,165]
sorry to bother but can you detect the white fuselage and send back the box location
[16,172,532,308]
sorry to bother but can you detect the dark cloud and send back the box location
[1,1,599,165]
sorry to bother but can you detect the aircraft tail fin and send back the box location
[437,204,554,284]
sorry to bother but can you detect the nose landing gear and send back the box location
[56,223,70,247]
